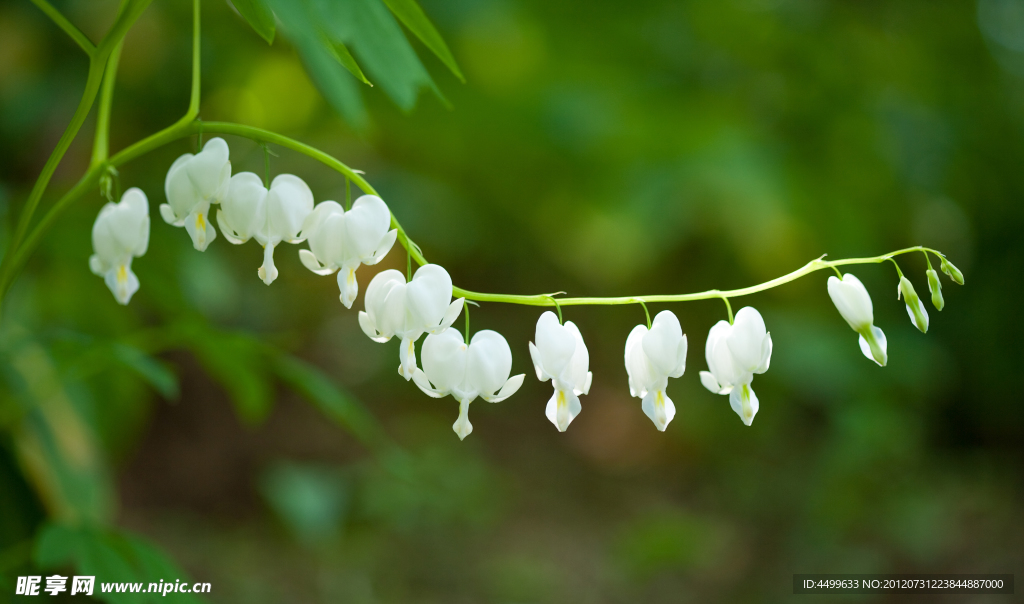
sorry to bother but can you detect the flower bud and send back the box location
[926,269,944,311]
[898,276,929,333]
[940,257,964,285]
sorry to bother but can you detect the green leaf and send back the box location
[110,344,179,400]
[3,342,115,524]
[380,0,464,82]
[229,0,276,44]
[177,324,273,425]
[34,523,208,604]
[311,0,443,111]
[329,39,373,86]
[266,0,368,127]
[270,353,387,450]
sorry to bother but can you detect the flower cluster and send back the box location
[88,137,963,440]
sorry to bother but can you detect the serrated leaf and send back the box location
[229,0,276,44]
[380,0,464,82]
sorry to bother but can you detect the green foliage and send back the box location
[228,0,276,45]
[34,523,207,604]
[232,0,459,126]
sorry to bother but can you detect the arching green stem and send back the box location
[30,0,96,57]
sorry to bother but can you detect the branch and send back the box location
[0,0,154,302]
[29,0,95,57]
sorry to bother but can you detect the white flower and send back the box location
[898,276,929,333]
[624,310,688,431]
[89,188,150,305]
[216,173,314,285]
[358,264,465,380]
[297,195,398,308]
[529,311,593,432]
[698,306,772,427]
[412,328,525,440]
[827,273,887,366]
[161,137,231,251]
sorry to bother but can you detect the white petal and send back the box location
[467,330,513,396]
[266,174,314,242]
[642,310,684,377]
[431,298,464,335]
[580,371,593,396]
[104,262,140,305]
[365,229,398,265]
[726,307,768,372]
[188,138,231,200]
[358,311,391,343]
[483,373,524,403]
[338,267,359,308]
[529,341,549,382]
[828,273,874,331]
[216,209,248,245]
[399,336,420,381]
[345,195,393,260]
[183,205,216,251]
[641,389,676,432]
[624,324,656,397]
[421,329,467,391]
[412,368,446,398]
[699,370,724,394]
[298,249,336,275]
[755,333,772,374]
[858,325,887,367]
[728,384,759,426]
[563,321,592,391]
[544,388,582,432]
[453,400,473,440]
[257,242,278,285]
[89,254,105,276]
[303,201,346,266]
[159,203,181,225]
[406,264,454,329]
[220,172,267,242]
[535,311,575,380]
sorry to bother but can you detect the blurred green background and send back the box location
[1,0,1022,602]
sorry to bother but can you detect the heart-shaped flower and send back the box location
[90,187,150,305]
[217,172,314,285]
[699,306,772,426]
[529,311,592,431]
[358,264,465,379]
[298,195,398,308]
[413,327,525,440]
[624,310,688,431]
[161,137,231,251]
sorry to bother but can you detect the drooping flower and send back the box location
[898,276,929,333]
[216,173,314,285]
[358,264,465,379]
[89,187,150,305]
[529,311,593,432]
[161,137,231,251]
[298,195,398,308]
[413,327,525,440]
[624,310,688,431]
[939,256,964,285]
[698,306,772,427]
[926,268,944,311]
[827,273,887,366]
